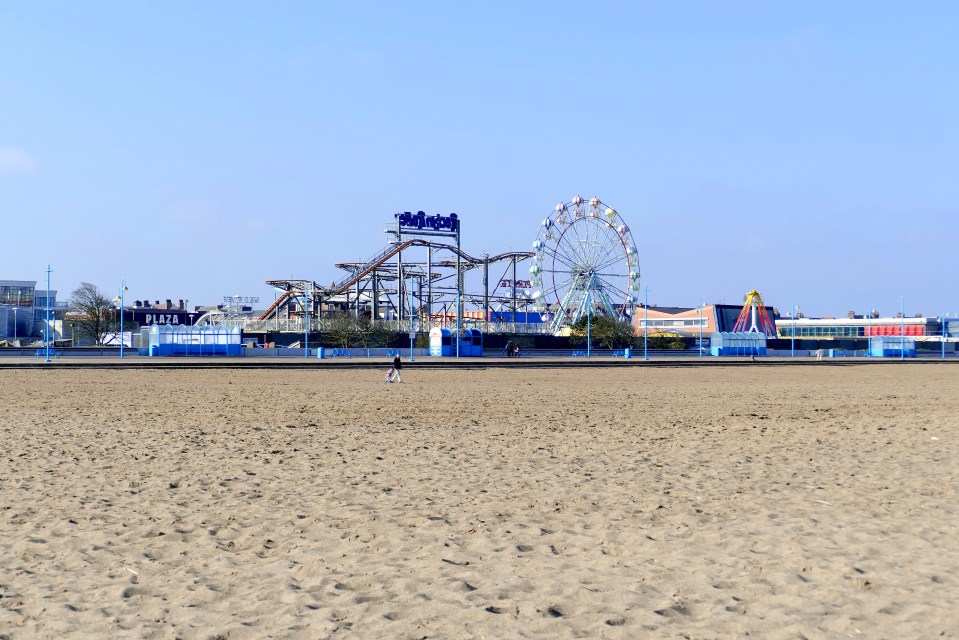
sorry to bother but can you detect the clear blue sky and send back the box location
[2,2,956,317]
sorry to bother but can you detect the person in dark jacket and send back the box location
[388,354,403,383]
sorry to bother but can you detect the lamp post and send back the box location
[791,303,797,357]
[304,284,310,359]
[699,298,705,358]
[117,277,128,359]
[900,296,905,360]
[44,264,52,363]
[942,312,948,360]
[456,288,461,358]
[643,286,649,361]
[586,291,592,359]
[408,275,415,362]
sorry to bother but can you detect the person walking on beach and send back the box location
[389,354,403,383]
[504,340,513,358]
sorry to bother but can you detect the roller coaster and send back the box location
[248,238,535,331]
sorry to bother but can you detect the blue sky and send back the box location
[2,1,956,317]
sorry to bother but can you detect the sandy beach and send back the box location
[1,362,957,639]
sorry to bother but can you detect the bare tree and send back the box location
[323,312,361,349]
[356,317,394,349]
[569,314,635,349]
[68,283,118,346]
[323,312,395,349]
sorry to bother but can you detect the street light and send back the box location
[900,296,905,360]
[304,283,311,359]
[408,275,415,362]
[115,278,128,359]
[585,291,592,359]
[643,286,650,361]
[44,264,52,363]
[942,312,948,360]
[699,298,705,358]
[456,287,461,359]
[791,303,798,357]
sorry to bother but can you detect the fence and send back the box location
[219,316,554,335]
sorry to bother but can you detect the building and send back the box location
[632,302,955,347]
[774,311,953,342]
[1,279,68,343]
[632,304,762,338]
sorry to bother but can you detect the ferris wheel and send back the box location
[530,195,639,334]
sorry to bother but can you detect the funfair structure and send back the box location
[247,212,537,333]
[531,196,640,333]
[732,289,777,336]
[227,196,638,336]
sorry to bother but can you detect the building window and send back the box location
[1,286,34,306]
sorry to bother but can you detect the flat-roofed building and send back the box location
[775,313,947,341]
[1,279,67,341]
[632,304,756,336]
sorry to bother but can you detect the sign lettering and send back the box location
[144,313,181,325]
[129,310,196,326]
[396,211,459,233]
[499,279,532,289]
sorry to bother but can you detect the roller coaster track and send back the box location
[259,240,534,321]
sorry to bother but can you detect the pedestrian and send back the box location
[390,353,403,383]
[513,342,521,357]
[504,340,513,358]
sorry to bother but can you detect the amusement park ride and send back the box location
[248,196,641,335]
[255,212,537,331]
[732,289,777,336]
[531,195,640,333]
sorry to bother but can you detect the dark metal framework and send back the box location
[259,235,534,329]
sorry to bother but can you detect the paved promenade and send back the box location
[0,354,954,370]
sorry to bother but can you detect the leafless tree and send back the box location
[323,312,394,349]
[68,282,118,346]
[356,317,394,349]
[323,312,361,349]
[569,314,635,349]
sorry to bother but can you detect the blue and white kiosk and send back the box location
[429,327,452,356]
[709,331,767,357]
[148,324,243,356]
[869,336,916,358]
[464,328,483,356]
[429,327,483,356]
